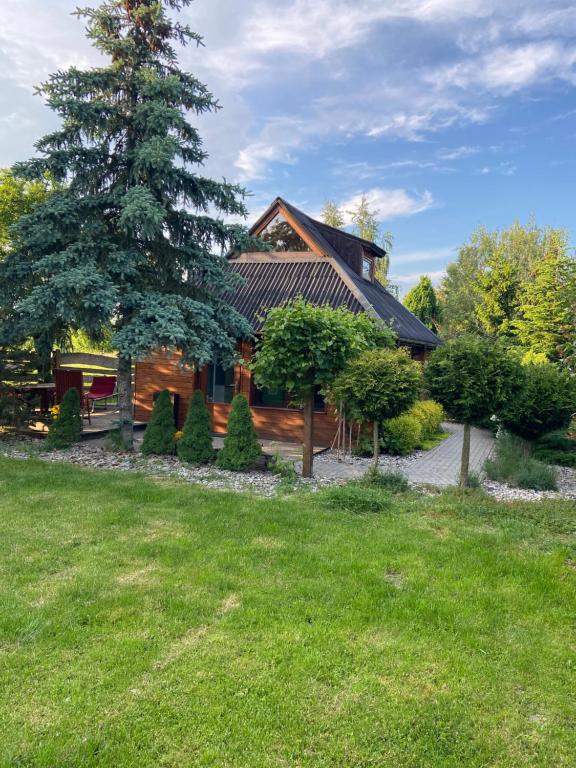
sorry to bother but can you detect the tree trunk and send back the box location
[522,438,532,458]
[117,354,134,450]
[371,420,380,474]
[302,391,314,478]
[459,422,471,488]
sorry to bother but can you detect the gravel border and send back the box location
[2,438,575,501]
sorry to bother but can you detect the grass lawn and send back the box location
[1,457,575,767]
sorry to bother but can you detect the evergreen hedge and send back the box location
[141,390,176,456]
[177,390,214,465]
[216,394,261,471]
[46,388,82,450]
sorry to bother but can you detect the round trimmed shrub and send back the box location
[381,413,422,455]
[216,394,261,471]
[46,387,82,449]
[177,390,214,465]
[408,400,444,441]
[141,389,176,456]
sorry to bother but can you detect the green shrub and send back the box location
[351,436,373,458]
[381,414,422,455]
[216,394,262,471]
[408,400,444,441]
[268,452,299,493]
[532,449,576,468]
[318,484,392,514]
[141,390,176,456]
[46,388,82,450]
[535,430,575,454]
[177,390,214,465]
[485,432,557,491]
[362,470,409,493]
[515,461,557,491]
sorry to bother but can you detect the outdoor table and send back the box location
[15,383,56,416]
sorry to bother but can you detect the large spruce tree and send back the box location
[1,0,258,446]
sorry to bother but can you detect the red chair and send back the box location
[54,369,91,424]
[85,376,117,412]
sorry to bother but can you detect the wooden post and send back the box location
[302,391,314,478]
[459,422,471,488]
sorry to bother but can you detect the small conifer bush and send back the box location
[216,394,262,471]
[177,390,214,465]
[141,390,176,455]
[46,387,82,450]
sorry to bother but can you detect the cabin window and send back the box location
[252,384,325,412]
[207,362,235,404]
[259,213,311,252]
[362,257,372,280]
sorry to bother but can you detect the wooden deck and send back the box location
[28,408,146,439]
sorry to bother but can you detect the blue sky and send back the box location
[1,0,575,293]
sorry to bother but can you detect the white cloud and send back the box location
[393,246,457,265]
[339,188,435,222]
[391,268,446,296]
[428,42,576,94]
[437,145,480,160]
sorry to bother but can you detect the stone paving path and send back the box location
[312,423,495,488]
[402,422,495,487]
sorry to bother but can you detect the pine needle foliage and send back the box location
[0,0,261,446]
[141,389,175,455]
[177,389,214,465]
[46,388,82,450]
[216,394,261,471]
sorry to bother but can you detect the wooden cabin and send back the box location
[134,197,441,446]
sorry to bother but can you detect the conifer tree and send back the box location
[216,394,261,471]
[403,276,441,332]
[141,389,175,455]
[0,0,259,447]
[321,200,344,229]
[514,238,576,364]
[46,387,82,450]
[177,389,214,464]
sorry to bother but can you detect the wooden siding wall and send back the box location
[134,343,340,447]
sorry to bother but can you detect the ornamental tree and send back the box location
[251,299,395,477]
[46,387,82,450]
[141,389,175,455]
[330,349,421,472]
[0,0,262,447]
[424,335,521,487]
[216,394,261,471]
[498,361,576,445]
[177,389,214,465]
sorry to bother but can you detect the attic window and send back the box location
[362,257,372,280]
[259,213,311,252]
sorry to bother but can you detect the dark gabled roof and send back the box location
[251,197,388,262]
[227,259,363,331]
[227,257,440,346]
[236,197,441,347]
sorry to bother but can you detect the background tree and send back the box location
[424,336,521,487]
[141,390,176,456]
[498,362,576,446]
[475,249,520,338]
[403,276,441,331]
[0,169,50,254]
[330,349,421,472]
[216,394,261,471]
[439,221,569,339]
[0,0,259,447]
[513,240,576,364]
[252,299,395,477]
[321,200,344,229]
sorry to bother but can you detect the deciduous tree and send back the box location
[424,336,521,487]
[331,349,421,472]
[252,299,394,477]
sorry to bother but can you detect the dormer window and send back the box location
[362,256,372,281]
[259,213,311,252]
